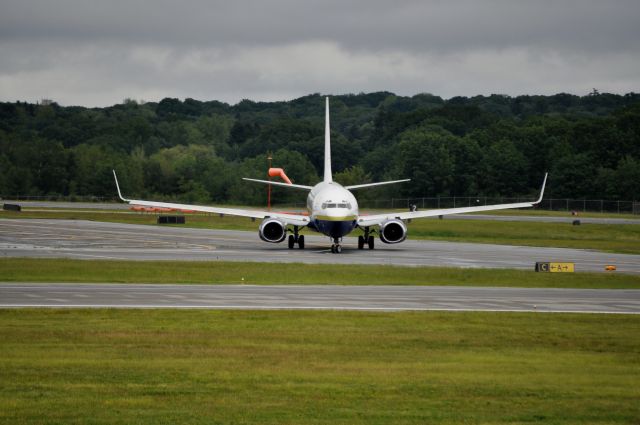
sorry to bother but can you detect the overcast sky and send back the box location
[1,0,639,106]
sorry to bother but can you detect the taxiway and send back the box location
[1,219,639,274]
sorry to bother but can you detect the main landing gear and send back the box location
[288,226,305,249]
[357,227,375,250]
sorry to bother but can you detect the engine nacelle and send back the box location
[379,219,407,244]
[258,218,287,243]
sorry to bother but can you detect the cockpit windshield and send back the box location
[321,202,351,209]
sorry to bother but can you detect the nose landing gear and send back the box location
[330,237,342,254]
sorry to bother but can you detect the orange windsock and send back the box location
[268,168,292,184]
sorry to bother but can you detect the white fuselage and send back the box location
[306,181,359,239]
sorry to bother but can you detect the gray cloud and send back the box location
[1,0,639,106]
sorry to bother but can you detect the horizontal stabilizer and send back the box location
[345,179,411,190]
[242,178,313,190]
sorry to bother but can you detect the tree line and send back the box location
[1,91,639,205]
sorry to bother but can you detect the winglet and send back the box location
[534,173,548,204]
[112,169,128,202]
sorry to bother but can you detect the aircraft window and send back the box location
[321,203,327,209]
[338,203,348,208]
[327,203,337,208]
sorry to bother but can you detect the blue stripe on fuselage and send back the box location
[310,219,357,239]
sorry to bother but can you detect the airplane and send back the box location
[113,97,547,254]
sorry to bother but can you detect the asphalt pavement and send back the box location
[2,219,639,274]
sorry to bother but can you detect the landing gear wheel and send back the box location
[358,235,365,250]
[335,244,342,254]
[331,244,336,253]
[367,235,375,250]
[298,235,305,249]
[288,235,295,249]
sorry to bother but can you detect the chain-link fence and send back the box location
[359,197,640,214]
[0,194,114,203]
[2,194,639,214]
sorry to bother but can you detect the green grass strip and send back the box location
[2,258,639,289]
[0,309,638,424]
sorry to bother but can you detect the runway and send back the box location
[2,219,640,274]
[1,284,639,314]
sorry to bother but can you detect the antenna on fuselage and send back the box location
[323,97,332,183]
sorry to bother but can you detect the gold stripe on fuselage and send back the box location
[313,215,357,222]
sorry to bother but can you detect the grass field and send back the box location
[2,258,639,289]
[407,219,640,254]
[2,209,638,423]
[2,208,640,254]
[0,309,638,424]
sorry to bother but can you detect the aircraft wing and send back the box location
[113,171,310,227]
[357,173,547,227]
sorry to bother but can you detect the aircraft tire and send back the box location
[367,236,375,250]
[288,235,295,249]
[298,235,305,249]
[358,236,364,249]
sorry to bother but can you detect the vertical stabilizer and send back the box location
[323,97,332,183]
[324,97,333,183]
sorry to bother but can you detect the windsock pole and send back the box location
[267,155,272,211]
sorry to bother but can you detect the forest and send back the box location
[1,91,639,205]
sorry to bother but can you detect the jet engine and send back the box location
[258,218,287,243]
[379,219,407,244]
